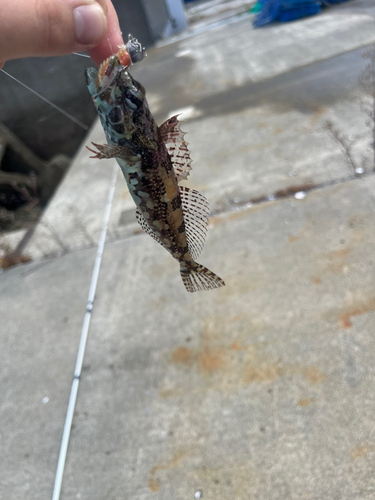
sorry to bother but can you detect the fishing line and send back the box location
[0,69,89,131]
[106,32,114,56]
[72,52,90,58]
[51,164,119,500]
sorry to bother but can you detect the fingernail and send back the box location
[74,4,106,45]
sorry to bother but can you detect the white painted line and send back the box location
[52,164,118,500]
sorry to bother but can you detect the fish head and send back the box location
[85,55,157,152]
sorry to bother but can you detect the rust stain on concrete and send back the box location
[303,366,326,385]
[172,346,195,367]
[351,444,368,459]
[231,341,243,350]
[298,398,315,406]
[159,388,177,398]
[350,443,375,460]
[340,313,353,329]
[326,248,350,274]
[286,223,310,245]
[314,247,351,276]
[163,318,327,397]
[312,247,350,283]
[149,451,187,492]
[200,349,227,373]
[148,474,160,492]
[244,363,280,383]
[339,297,375,329]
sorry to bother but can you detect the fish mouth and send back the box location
[85,56,123,98]
[85,34,146,98]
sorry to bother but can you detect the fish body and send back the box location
[85,38,224,292]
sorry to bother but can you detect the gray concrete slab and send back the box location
[55,176,375,499]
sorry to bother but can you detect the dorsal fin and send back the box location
[159,115,192,183]
[179,186,210,260]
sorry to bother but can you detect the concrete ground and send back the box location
[2,1,375,499]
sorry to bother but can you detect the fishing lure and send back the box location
[85,35,225,292]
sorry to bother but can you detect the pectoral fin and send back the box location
[179,186,210,260]
[87,142,140,162]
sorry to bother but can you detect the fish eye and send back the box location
[108,106,122,124]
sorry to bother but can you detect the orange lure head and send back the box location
[96,34,147,87]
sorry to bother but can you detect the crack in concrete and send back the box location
[8,167,373,268]
[211,170,375,217]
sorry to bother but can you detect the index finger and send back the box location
[88,0,123,66]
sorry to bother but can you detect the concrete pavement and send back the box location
[2,1,375,499]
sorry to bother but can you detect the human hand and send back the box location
[0,0,124,70]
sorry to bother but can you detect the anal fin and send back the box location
[135,208,163,246]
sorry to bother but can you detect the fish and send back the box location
[85,35,225,292]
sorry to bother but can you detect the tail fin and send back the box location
[180,263,225,293]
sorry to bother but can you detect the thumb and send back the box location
[0,0,108,63]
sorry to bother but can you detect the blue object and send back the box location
[253,0,280,27]
[279,2,321,22]
[254,0,350,26]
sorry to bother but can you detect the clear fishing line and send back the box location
[0,69,89,131]
[72,52,90,58]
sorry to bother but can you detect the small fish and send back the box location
[85,35,225,292]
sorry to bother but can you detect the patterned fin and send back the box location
[135,208,163,246]
[180,264,225,293]
[159,115,192,183]
[179,186,210,260]
[87,142,139,162]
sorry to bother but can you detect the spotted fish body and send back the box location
[85,37,224,292]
